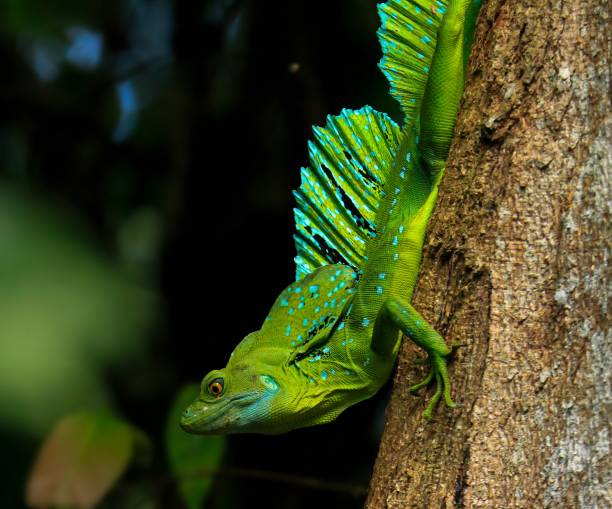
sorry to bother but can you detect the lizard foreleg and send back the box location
[382,297,456,419]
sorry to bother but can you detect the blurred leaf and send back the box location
[26,412,146,509]
[166,385,226,509]
[0,187,157,435]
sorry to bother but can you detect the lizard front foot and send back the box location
[409,352,456,420]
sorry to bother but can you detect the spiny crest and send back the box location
[378,0,448,123]
[292,0,447,280]
[293,107,401,280]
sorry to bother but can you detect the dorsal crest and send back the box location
[293,0,449,280]
[293,108,401,280]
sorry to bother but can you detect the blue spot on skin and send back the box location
[394,253,399,261]
[321,371,328,381]
[291,341,296,347]
[395,187,400,194]
[295,287,302,293]
[302,318,309,326]
[297,335,303,343]
[289,308,295,315]
[349,338,354,344]
[362,318,370,327]
[338,322,345,330]
[377,286,384,295]
[342,340,346,346]
[309,285,319,293]
[392,236,399,246]
[399,225,404,233]
[280,298,289,307]
[285,324,291,336]
[298,302,305,309]
[378,272,386,280]
[323,346,330,354]
[315,306,321,313]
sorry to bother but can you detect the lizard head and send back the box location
[179,339,298,435]
[181,264,358,435]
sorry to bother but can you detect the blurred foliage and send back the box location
[166,385,226,509]
[1,0,393,507]
[26,412,149,509]
[0,187,157,436]
[2,0,103,38]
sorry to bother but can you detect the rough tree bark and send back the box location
[366,0,610,507]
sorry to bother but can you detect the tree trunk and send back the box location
[366,0,610,507]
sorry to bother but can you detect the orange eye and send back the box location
[208,378,224,396]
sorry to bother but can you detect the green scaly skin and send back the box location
[181,0,482,435]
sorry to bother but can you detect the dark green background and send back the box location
[1,1,403,507]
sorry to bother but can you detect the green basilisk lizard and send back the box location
[182,0,483,434]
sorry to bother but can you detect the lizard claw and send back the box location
[409,352,456,420]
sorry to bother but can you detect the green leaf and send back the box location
[166,384,226,509]
[26,412,145,509]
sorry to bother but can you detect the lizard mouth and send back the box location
[180,393,257,434]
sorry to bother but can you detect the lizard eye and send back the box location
[208,378,224,396]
